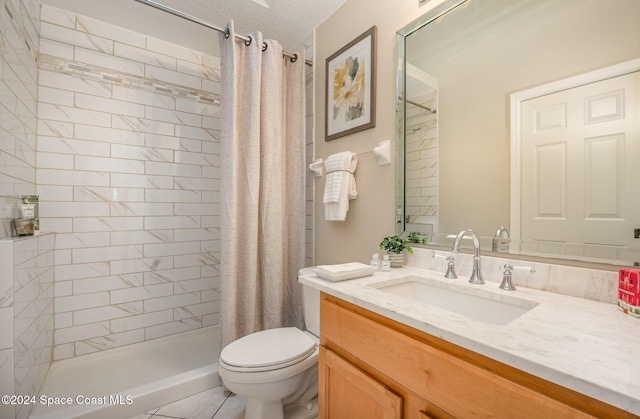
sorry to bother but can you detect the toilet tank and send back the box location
[302,284,320,337]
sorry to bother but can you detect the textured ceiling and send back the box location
[155,0,347,47]
[41,0,348,56]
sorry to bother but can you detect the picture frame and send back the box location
[325,26,377,141]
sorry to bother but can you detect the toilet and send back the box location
[218,285,320,419]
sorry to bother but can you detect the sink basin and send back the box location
[369,276,538,325]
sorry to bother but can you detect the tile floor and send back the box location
[128,386,247,419]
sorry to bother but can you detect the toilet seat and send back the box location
[220,327,317,372]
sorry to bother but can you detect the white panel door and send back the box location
[521,71,639,247]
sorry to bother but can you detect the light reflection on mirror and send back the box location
[396,0,640,267]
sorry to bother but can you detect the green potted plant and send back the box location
[407,231,427,244]
[379,235,413,267]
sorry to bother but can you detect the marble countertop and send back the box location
[299,265,640,415]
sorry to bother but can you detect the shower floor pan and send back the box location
[30,325,220,419]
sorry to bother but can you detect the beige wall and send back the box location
[313,0,446,264]
[315,0,640,265]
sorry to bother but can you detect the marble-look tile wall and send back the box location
[407,247,619,304]
[0,234,55,419]
[37,5,222,360]
[404,92,437,234]
[0,0,40,238]
[303,36,315,267]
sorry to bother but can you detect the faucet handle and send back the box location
[499,264,535,291]
[508,264,535,274]
[433,254,458,279]
[444,255,457,279]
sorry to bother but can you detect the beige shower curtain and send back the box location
[218,21,306,348]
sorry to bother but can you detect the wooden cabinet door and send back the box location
[319,346,403,419]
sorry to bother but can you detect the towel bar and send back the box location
[309,159,324,177]
[309,139,391,177]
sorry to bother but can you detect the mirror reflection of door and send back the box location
[521,71,639,255]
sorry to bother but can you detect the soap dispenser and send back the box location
[370,253,380,270]
[381,254,391,272]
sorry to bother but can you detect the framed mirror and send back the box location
[396,0,640,267]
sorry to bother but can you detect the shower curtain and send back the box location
[218,21,306,347]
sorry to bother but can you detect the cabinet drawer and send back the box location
[320,294,594,418]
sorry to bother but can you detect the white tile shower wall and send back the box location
[0,234,55,419]
[0,0,40,239]
[405,91,437,232]
[37,5,222,360]
[303,34,315,267]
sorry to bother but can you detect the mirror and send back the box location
[396,0,640,267]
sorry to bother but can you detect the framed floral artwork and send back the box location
[325,26,377,141]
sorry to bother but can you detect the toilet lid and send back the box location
[220,327,317,370]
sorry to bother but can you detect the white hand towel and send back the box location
[314,262,375,281]
[323,151,358,221]
[315,262,372,276]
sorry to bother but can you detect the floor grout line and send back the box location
[129,386,246,419]
[211,389,234,418]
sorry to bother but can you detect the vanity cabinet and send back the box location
[318,293,633,419]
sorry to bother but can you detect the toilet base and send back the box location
[243,395,318,419]
[245,398,284,419]
[284,396,318,419]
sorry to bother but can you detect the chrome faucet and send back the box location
[492,226,510,252]
[451,229,484,285]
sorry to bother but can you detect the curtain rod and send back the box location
[133,0,313,67]
[407,99,436,113]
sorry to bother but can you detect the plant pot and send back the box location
[388,251,405,268]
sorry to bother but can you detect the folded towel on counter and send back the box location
[323,151,358,221]
[314,262,375,282]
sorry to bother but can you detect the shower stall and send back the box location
[3,1,223,417]
[0,1,314,417]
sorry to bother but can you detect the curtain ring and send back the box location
[224,29,230,39]
[262,43,268,52]
[290,54,298,63]
[244,37,252,46]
